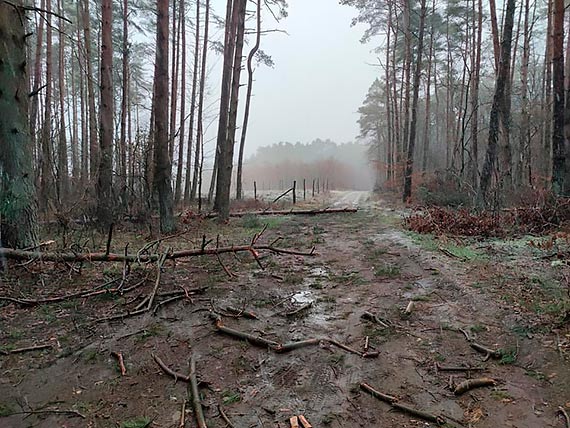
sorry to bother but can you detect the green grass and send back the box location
[121,417,152,428]
[499,348,517,365]
[374,262,401,278]
[221,390,241,405]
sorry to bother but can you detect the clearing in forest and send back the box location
[1,191,569,428]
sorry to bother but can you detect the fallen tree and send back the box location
[206,207,358,218]
[0,242,315,263]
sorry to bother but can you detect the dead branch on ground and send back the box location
[435,363,485,372]
[0,243,316,263]
[285,302,313,317]
[218,404,236,428]
[361,311,391,328]
[453,377,496,395]
[207,207,358,218]
[152,353,191,382]
[111,351,127,376]
[0,343,52,355]
[360,382,445,425]
[189,355,208,428]
[458,328,502,360]
[5,408,85,418]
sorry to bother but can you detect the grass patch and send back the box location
[121,417,152,428]
[470,324,486,333]
[374,262,401,278]
[499,348,517,365]
[221,390,241,405]
[525,369,547,381]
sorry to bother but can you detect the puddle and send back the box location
[309,267,328,277]
[291,290,313,304]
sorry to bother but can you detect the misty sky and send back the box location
[208,0,380,157]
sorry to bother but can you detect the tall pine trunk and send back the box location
[0,0,39,248]
[154,0,175,232]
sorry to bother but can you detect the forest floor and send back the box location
[1,191,570,428]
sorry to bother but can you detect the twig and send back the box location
[224,306,259,319]
[218,404,236,428]
[275,338,321,353]
[146,251,168,311]
[361,311,391,328]
[327,339,364,357]
[153,294,188,315]
[152,353,190,382]
[458,328,502,360]
[435,363,485,372]
[0,343,52,355]
[285,302,313,317]
[189,355,208,428]
[179,402,186,428]
[5,409,85,418]
[214,319,280,349]
[454,377,496,395]
[111,351,127,376]
[360,382,445,425]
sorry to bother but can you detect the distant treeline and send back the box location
[242,139,374,191]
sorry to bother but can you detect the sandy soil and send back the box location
[1,192,569,428]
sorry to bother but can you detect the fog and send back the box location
[204,0,379,190]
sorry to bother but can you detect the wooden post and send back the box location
[293,180,296,204]
[326,178,329,192]
[254,181,257,200]
[303,178,306,200]
[312,179,315,197]
[317,178,320,194]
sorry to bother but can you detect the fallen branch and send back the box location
[298,415,312,428]
[454,377,496,395]
[458,328,502,360]
[327,339,365,357]
[5,409,85,419]
[179,402,186,428]
[152,353,190,382]
[111,351,127,376]
[0,278,121,306]
[0,343,52,355]
[153,294,188,315]
[189,355,208,428]
[361,311,391,328]
[224,306,259,319]
[0,243,316,263]
[214,319,280,349]
[218,404,236,428]
[360,382,445,425]
[435,363,485,372]
[207,207,358,218]
[275,338,321,353]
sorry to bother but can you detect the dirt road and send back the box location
[1,192,568,427]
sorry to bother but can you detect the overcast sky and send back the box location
[207,0,380,157]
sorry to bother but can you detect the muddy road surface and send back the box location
[1,192,569,427]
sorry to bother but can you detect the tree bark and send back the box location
[39,0,53,211]
[82,0,98,182]
[97,0,114,227]
[57,0,69,202]
[236,0,261,200]
[552,0,565,193]
[175,0,187,204]
[0,0,39,248]
[154,0,176,232]
[191,0,210,203]
[119,0,129,208]
[479,0,516,206]
[402,0,427,202]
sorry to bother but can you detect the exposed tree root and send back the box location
[360,382,445,425]
[454,377,496,395]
